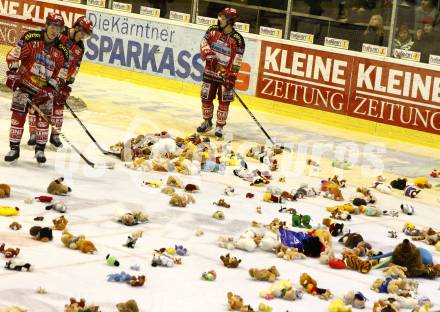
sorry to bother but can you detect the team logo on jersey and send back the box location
[11,118,20,126]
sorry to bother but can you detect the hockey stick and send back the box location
[232,89,290,150]
[64,101,120,157]
[28,100,115,169]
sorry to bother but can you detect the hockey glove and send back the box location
[205,52,218,72]
[222,71,237,90]
[6,70,21,91]
[57,85,72,104]
[34,86,55,104]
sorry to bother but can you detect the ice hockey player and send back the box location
[4,13,68,164]
[197,7,245,138]
[27,16,94,149]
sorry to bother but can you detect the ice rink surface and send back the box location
[0,72,439,311]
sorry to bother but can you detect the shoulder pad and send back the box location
[232,31,244,45]
[56,41,69,60]
[208,25,220,32]
[23,30,43,42]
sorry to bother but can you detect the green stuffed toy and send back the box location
[292,214,312,229]
[106,254,120,266]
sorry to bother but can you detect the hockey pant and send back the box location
[9,89,52,146]
[29,102,63,135]
[200,80,234,128]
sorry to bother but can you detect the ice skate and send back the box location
[196,120,213,133]
[214,126,223,139]
[35,145,46,165]
[27,133,36,146]
[4,145,20,164]
[50,133,63,149]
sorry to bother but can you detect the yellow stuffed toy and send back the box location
[329,298,352,312]
[0,206,20,216]
[436,241,440,252]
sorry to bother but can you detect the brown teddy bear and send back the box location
[167,176,184,188]
[169,193,195,207]
[227,292,244,311]
[116,299,139,312]
[161,186,176,196]
[391,239,438,278]
[382,265,407,279]
[276,245,306,261]
[76,237,97,254]
[220,253,241,268]
[52,215,68,231]
[0,184,11,198]
[299,273,332,300]
[249,266,280,282]
[47,177,72,195]
[29,226,53,242]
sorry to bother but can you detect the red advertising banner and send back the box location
[349,57,440,134]
[257,40,440,134]
[256,40,353,115]
[0,0,85,27]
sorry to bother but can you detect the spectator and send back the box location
[305,0,324,16]
[361,14,385,46]
[352,0,376,13]
[393,24,414,52]
[414,0,440,31]
[412,16,439,62]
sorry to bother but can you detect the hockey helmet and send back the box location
[46,12,64,27]
[219,8,239,25]
[74,16,94,35]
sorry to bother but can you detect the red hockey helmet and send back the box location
[74,16,94,35]
[219,8,239,25]
[46,12,64,27]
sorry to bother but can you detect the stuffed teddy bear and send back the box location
[276,245,307,260]
[151,250,175,267]
[364,205,383,217]
[64,298,99,312]
[342,249,374,273]
[61,230,85,250]
[212,210,225,220]
[372,181,392,194]
[309,228,333,251]
[404,186,420,198]
[213,199,230,208]
[343,291,367,309]
[9,222,21,231]
[391,239,438,278]
[372,299,400,312]
[339,232,364,249]
[328,298,352,312]
[220,253,241,268]
[161,186,176,196]
[390,178,407,190]
[29,226,53,242]
[45,201,67,213]
[129,275,145,287]
[52,215,68,231]
[383,265,407,279]
[0,184,11,198]
[201,270,217,281]
[259,230,280,252]
[259,279,303,301]
[299,273,332,300]
[5,260,32,272]
[117,210,149,226]
[169,193,195,207]
[76,237,97,254]
[227,292,244,311]
[218,235,236,250]
[116,299,139,312]
[413,177,431,189]
[184,183,199,193]
[47,177,72,195]
[0,206,20,216]
[249,266,280,282]
[0,243,20,258]
[234,228,261,252]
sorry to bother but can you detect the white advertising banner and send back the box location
[84,9,259,95]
